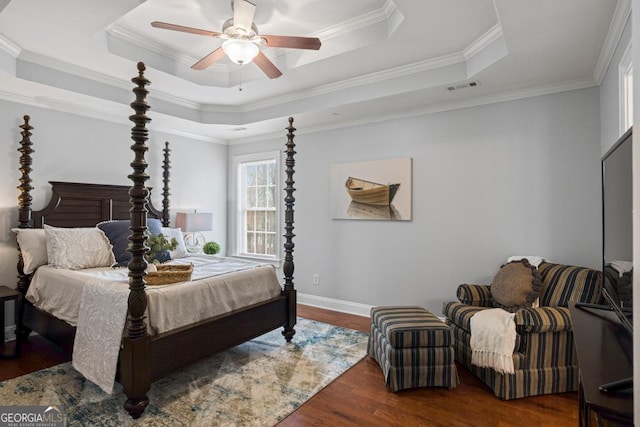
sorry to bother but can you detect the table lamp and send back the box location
[175,211,212,253]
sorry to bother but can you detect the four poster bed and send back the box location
[14,62,298,419]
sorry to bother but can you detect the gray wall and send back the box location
[0,100,228,331]
[229,87,602,315]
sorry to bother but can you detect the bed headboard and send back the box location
[29,181,164,228]
[16,115,171,230]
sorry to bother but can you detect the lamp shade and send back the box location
[222,39,259,64]
[176,212,212,233]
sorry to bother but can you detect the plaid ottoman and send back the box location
[368,306,459,392]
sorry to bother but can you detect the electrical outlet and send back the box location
[312,274,319,285]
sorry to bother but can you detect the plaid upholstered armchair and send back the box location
[442,262,602,400]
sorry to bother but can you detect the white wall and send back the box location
[0,99,227,330]
[229,88,602,316]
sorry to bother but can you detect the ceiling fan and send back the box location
[151,0,321,79]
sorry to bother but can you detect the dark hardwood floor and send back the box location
[0,304,580,426]
[287,305,580,427]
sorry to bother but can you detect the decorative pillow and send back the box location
[161,227,188,259]
[491,259,542,312]
[12,228,47,274]
[97,219,165,267]
[44,224,115,270]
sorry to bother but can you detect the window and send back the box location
[233,151,281,259]
[619,41,633,133]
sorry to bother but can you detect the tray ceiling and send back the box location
[0,0,628,143]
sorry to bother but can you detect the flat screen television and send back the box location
[602,127,633,311]
[599,127,633,393]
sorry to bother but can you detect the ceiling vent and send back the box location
[446,81,480,91]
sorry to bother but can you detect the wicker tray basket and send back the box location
[146,263,193,286]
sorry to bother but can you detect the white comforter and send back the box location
[26,255,281,334]
[26,255,282,393]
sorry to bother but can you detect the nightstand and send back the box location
[0,285,21,358]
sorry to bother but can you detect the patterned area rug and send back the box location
[0,318,369,426]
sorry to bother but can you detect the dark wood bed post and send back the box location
[282,117,297,341]
[16,115,34,295]
[121,62,151,419]
[161,141,171,226]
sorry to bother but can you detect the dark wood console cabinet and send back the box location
[570,302,633,426]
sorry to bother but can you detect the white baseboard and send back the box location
[298,293,372,318]
[298,294,446,322]
[4,325,16,343]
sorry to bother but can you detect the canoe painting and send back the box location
[345,177,400,206]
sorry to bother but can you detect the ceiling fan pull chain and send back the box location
[239,68,243,92]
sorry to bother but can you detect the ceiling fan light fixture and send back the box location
[222,39,259,65]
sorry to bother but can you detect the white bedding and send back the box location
[25,255,282,335]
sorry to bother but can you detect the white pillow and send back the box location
[161,227,189,259]
[44,224,115,270]
[12,228,48,274]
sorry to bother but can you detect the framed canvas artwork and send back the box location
[330,157,412,220]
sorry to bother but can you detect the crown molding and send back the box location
[32,95,226,143]
[314,0,399,40]
[150,122,227,144]
[0,33,20,58]
[19,50,129,90]
[2,1,502,123]
[105,23,201,67]
[231,77,598,145]
[463,23,502,60]
[245,23,505,114]
[0,71,599,147]
[16,50,211,111]
[401,77,598,119]
[245,52,465,113]
[105,1,401,87]
[0,88,38,106]
[593,0,631,84]
[0,86,225,144]
[105,23,230,76]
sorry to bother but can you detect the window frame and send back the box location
[619,40,633,134]
[231,150,282,262]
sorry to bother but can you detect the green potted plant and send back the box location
[145,232,178,264]
[203,241,221,255]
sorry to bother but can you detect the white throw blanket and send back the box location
[72,279,129,394]
[470,308,516,374]
[506,255,546,268]
[72,257,269,394]
[609,260,633,277]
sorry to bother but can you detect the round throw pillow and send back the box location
[491,259,542,312]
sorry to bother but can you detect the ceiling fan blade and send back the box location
[191,48,226,70]
[253,51,283,79]
[261,35,321,50]
[151,21,221,38]
[233,0,256,33]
